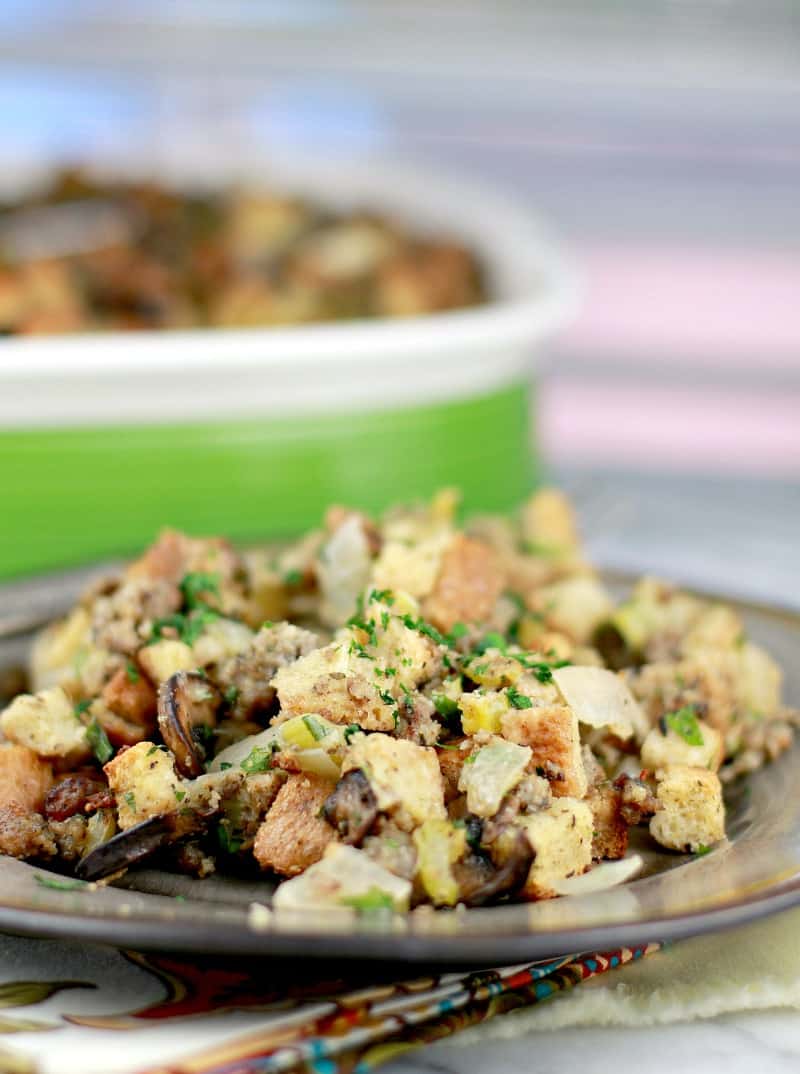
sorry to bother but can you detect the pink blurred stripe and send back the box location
[562,245,800,366]
[542,379,800,477]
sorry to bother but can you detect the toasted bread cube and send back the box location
[649,765,725,852]
[519,798,593,899]
[501,704,588,798]
[0,744,53,812]
[371,534,450,600]
[536,576,614,644]
[101,666,158,728]
[343,733,446,828]
[521,488,581,555]
[641,718,722,772]
[138,640,195,684]
[587,784,628,861]
[253,772,337,877]
[30,606,91,690]
[1,687,90,764]
[423,535,505,632]
[272,643,396,731]
[104,741,183,829]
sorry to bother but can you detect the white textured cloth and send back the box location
[448,907,800,1045]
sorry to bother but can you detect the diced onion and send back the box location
[550,854,644,896]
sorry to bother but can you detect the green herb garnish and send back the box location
[369,588,395,606]
[34,874,87,892]
[344,724,361,744]
[179,571,220,609]
[663,706,704,746]
[695,844,713,856]
[283,568,303,587]
[86,719,113,764]
[506,685,533,710]
[433,695,460,719]
[340,887,395,913]
[241,744,278,774]
[123,791,137,813]
[302,715,328,741]
[74,699,92,717]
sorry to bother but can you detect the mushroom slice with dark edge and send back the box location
[452,825,533,907]
[76,807,213,881]
[323,769,379,845]
[157,671,221,778]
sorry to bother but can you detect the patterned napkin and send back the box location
[0,933,657,1074]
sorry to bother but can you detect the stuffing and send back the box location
[7,489,795,906]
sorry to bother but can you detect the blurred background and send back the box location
[2,0,799,603]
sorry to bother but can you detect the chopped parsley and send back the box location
[174,789,186,802]
[86,719,113,764]
[472,631,507,656]
[340,887,395,913]
[149,608,219,647]
[123,791,137,813]
[663,706,704,746]
[399,614,448,647]
[219,762,233,771]
[506,685,533,710]
[283,568,303,587]
[347,615,378,647]
[125,661,140,684]
[241,743,278,774]
[179,571,220,610]
[74,699,92,718]
[34,874,87,892]
[377,688,395,706]
[216,822,243,855]
[695,844,713,857]
[344,724,361,744]
[369,588,394,606]
[224,685,239,707]
[433,695,460,719]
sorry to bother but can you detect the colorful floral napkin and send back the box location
[0,933,657,1074]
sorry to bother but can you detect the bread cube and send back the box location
[641,718,722,772]
[501,704,588,798]
[1,687,90,764]
[104,741,183,829]
[344,733,445,828]
[649,765,725,852]
[519,798,593,898]
[423,535,505,632]
[0,744,53,812]
[253,772,337,876]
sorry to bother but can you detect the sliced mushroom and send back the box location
[452,826,533,907]
[157,671,221,777]
[323,769,379,845]
[593,622,641,671]
[76,807,212,881]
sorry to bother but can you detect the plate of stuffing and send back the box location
[0,488,798,966]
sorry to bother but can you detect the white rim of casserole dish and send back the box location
[0,155,578,427]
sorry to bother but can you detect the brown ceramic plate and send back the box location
[0,565,799,966]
